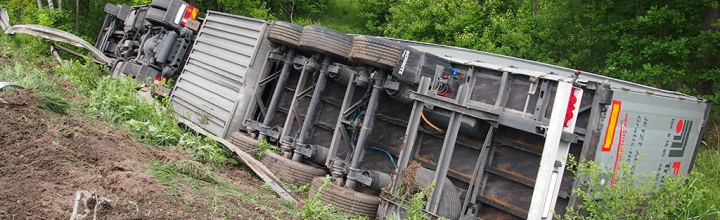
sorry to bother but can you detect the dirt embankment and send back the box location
[0,89,286,219]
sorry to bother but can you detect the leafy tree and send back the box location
[358,0,396,35]
[264,0,326,22]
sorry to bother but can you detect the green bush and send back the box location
[560,154,715,219]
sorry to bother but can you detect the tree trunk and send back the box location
[532,0,536,17]
[47,0,54,10]
[518,0,522,10]
[697,3,720,95]
[58,0,62,10]
[75,0,79,32]
[37,0,43,9]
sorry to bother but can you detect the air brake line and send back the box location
[421,112,444,133]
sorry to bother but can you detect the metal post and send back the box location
[426,109,462,214]
[344,70,388,189]
[379,76,431,217]
[326,73,357,166]
[461,128,495,216]
[259,49,296,140]
[527,82,579,219]
[292,55,332,162]
[279,60,311,140]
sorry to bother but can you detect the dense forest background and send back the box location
[2,0,720,102]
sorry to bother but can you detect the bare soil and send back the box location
[0,89,293,219]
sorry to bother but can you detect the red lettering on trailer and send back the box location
[611,113,629,186]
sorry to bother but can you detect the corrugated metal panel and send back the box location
[171,11,269,137]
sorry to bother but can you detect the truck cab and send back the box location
[96,0,199,82]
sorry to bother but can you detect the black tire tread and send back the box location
[104,3,121,17]
[260,152,327,186]
[349,35,405,69]
[267,21,303,47]
[229,132,259,153]
[145,7,180,30]
[415,168,461,220]
[150,0,171,10]
[308,177,381,218]
[298,26,352,59]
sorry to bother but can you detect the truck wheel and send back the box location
[307,177,381,218]
[298,26,352,59]
[150,0,171,10]
[414,167,461,220]
[229,132,259,153]
[103,3,121,17]
[267,21,303,47]
[349,35,405,70]
[260,151,327,186]
[145,7,180,30]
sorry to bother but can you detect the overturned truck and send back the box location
[9,1,708,219]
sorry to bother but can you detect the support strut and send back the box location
[292,55,332,162]
[259,49,297,140]
[345,70,388,189]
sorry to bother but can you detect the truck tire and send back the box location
[229,132,259,153]
[307,177,381,218]
[267,21,303,47]
[298,26,352,59]
[104,3,121,17]
[260,151,327,186]
[145,7,180,30]
[414,167,461,220]
[150,0,171,10]
[349,35,405,70]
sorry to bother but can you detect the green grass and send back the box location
[149,160,298,218]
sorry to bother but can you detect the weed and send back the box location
[401,180,436,220]
[559,154,717,219]
[149,160,300,218]
[37,95,69,114]
[302,176,347,220]
[151,160,220,184]
[283,182,310,194]
[256,139,280,159]
[687,143,720,216]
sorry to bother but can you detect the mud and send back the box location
[0,89,286,219]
